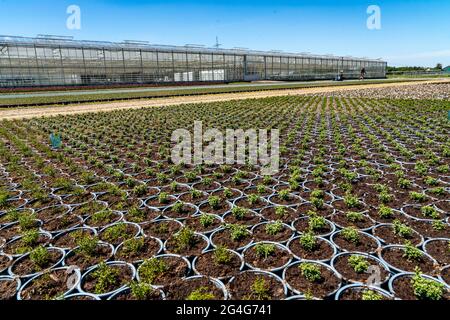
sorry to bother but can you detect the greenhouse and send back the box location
[0,35,387,87]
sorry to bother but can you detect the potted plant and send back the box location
[164,275,227,300]
[283,261,341,298]
[210,224,253,251]
[17,266,80,300]
[193,246,244,280]
[251,221,294,244]
[78,261,136,299]
[243,242,292,272]
[331,252,390,285]
[227,270,287,300]
[288,232,337,262]
[9,246,65,278]
[114,236,163,263]
[136,254,191,287]
[331,227,381,254]
[388,267,449,300]
[164,227,209,257]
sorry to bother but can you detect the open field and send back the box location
[0,81,449,300]
[0,78,443,109]
[1,79,449,120]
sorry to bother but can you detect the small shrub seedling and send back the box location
[91,262,120,294]
[158,192,170,204]
[186,287,215,300]
[309,214,327,231]
[411,267,444,300]
[248,277,270,300]
[299,263,322,282]
[346,211,364,223]
[173,227,197,252]
[139,258,168,284]
[348,255,369,273]
[226,224,250,241]
[208,196,221,210]
[341,227,360,244]
[199,214,215,228]
[403,241,423,262]
[231,206,248,220]
[129,281,155,300]
[393,220,413,238]
[420,206,439,219]
[265,221,284,236]
[254,243,276,259]
[30,246,50,269]
[362,290,383,301]
[379,205,394,219]
[214,246,233,265]
[122,238,144,254]
[275,206,288,218]
[299,231,317,251]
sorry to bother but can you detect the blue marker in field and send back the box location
[50,133,62,149]
[448,110,450,120]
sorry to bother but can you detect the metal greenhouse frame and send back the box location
[0,35,387,88]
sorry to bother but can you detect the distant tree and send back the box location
[436,63,443,70]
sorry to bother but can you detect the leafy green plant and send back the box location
[299,263,322,282]
[398,178,412,189]
[208,196,221,209]
[132,184,148,197]
[186,287,215,300]
[410,192,426,203]
[102,223,127,242]
[199,214,215,228]
[411,267,444,300]
[248,277,270,300]
[432,220,446,231]
[76,235,99,256]
[362,290,383,301]
[214,246,232,265]
[223,188,233,198]
[403,241,423,262]
[420,206,439,219]
[393,220,413,238]
[231,206,248,220]
[299,231,317,251]
[91,209,114,224]
[129,281,155,300]
[254,243,276,259]
[311,197,324,210]
[344,194,361,209]
[91,262,120,294]
[158,192,170,204]
[348,255,369,273]
[247,194,260,205]
[346,211,364,223]
[128,206,146,222]
[226,224,250,241]
[275,206,288,218]
[122,238,144,254]
[30,246,50,269]
[341,227,360,244]
[379,205,394,219]
[172,201,185,213]
[265,221,284,235]
[173,227,197,252]
[138,258,168,284]
[278,190,290,201]
[309,214,327,231]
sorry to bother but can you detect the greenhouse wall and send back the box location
[0,36,387,87]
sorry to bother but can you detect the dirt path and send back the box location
[1,79,448,120]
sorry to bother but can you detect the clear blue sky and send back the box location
[1,0,449,67]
